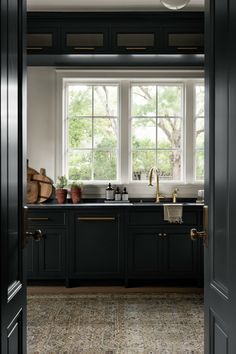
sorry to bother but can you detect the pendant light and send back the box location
[160,0,190,10]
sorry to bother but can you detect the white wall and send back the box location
[27,67,56,179]
[27,67,203,199]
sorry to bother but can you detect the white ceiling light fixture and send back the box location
[160,0,190,10]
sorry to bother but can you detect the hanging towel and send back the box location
[163,204,183,224]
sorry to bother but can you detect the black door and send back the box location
[204,0,236,352]
[0,0,27,352]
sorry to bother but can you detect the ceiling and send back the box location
[27,0,204,12]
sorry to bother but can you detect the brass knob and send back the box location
[26,229,43,242]
[163,233,167,237]
[158,233,162,237]
[190,228,207,241]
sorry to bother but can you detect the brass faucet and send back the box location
[172,188,179,203]
[148,167,163,203]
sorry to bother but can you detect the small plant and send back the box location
[69,181,83,204]
[56,175,68,189]
[69,181,83,189]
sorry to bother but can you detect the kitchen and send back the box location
[1,0,235,352]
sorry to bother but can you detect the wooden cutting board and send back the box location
[31,168,53,203]
[27,180,39,204]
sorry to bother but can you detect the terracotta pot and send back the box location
[70,187,82,204]
[56,188,67,204]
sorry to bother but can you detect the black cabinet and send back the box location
[61,24,110,54]
[127,206,203,284]
[127,228,163,276]
[26,210,67,281]
[27,204,203,286]
[27,21,60,54]
[69,210,124,280]
[27,12,204,57]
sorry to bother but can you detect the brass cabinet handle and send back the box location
[26,229,44,243]
[177,47,198,50]
[190,205,208,247]
[73,47,95,50]
[163,233,167,237]
[77,217,116,221]
[158,233,162,237]
[125,47,147,50]
[27,47,43,50]
[28,217,49,221]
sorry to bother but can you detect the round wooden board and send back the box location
[37,182,53,203]
[27,181,39,204]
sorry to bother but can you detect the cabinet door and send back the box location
[27,23,60,54]
[163,228,200,278]
[112,25,158,53]
[127,229,163,277]
[38,229,66,279]
[164,27,204,54]
[26,237,38,279]
[73,214,122,277]
[62,24,109,54]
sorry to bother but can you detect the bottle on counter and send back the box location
[105,183,114,200]
[122,187,129,201]
[114,187,121,201]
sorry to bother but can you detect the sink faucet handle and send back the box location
[172,188,179,203]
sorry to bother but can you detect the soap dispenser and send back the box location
[105,183,114,200]
[122,187,129,201]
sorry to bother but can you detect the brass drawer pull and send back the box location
[73,47,95,50]
[27,47,43,50]
[177,47,198,50]
[125,47,147,50]
[28,217,49,221]
[78,217,116,221]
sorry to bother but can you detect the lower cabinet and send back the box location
[27,228,66,280]
[27,205,203,286]
[127,226,203,282]
[69,211,124,280]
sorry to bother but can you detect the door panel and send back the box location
[205,0,236,352]
[0,0,26,351]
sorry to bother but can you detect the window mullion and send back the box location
[120,80,129,184]
[185,81,195,184]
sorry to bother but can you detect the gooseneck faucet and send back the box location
[148,167,162,203]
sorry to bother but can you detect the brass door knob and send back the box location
[26,229,43,242]
[190,228,208,246]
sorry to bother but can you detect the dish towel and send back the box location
[163,204,183,224]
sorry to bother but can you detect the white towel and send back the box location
[163,204,183,224]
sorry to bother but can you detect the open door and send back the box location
[0,0,27,352]
[204,0,236,352]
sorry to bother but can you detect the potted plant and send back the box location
[70,181,82,204]
[55,176,68,204]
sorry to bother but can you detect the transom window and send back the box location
[63,78,204,184]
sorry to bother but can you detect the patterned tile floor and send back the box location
[27,293,204,354]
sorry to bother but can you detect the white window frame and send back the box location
[56,69,204,197]
[63,80,121,184]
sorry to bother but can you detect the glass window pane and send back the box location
[157,118,182,149]
[132,150,156,181]
[195,85,205,117]
[93,151,117,180]
[157,86,182,117]
[68,85,92,117]
[195,150,204,180]
[68,118,92,149]
[94,85,118,116]
[157,150,182,180]
[132,118,156,149]
[68,151,92,180]
[195,118,204,149]
[131,85,156,117]
[94,118,118,149]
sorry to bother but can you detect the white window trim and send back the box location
[56,69,204,198]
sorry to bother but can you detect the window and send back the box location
[65,83,119,181]
[131,84,183,181]
[63,77,204,184]
[194,84,205,181]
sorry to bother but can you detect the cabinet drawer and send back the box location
[129,209,199,226]
[27,211,67,226]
